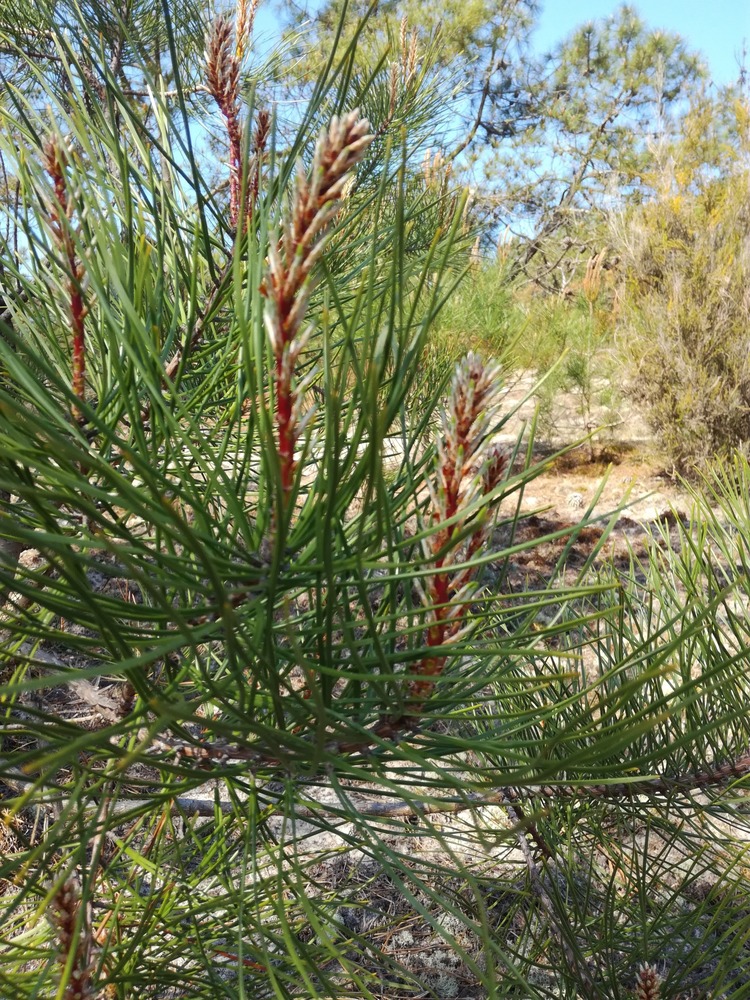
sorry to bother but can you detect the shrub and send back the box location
[615,171,750,475]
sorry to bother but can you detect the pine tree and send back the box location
[1,4,750,998]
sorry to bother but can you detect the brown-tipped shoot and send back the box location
[235,0,259,63]
[249,107,271,219]
[205,14,243,227]
[263,109,373,506]
[408,353,508,707]
[635,963,661,1000]
[43,137,87,421]
[49,879,95,1000]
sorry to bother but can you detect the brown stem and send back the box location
[227,113,242,229]
[447,45,497,163]
[275,351,295,498]
[70,282,86,412]
[97,745,750,819]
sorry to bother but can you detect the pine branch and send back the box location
[52,745,750,827]
[105,736,750,816]
[512,808,599,995]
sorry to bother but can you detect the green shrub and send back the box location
[616,172,750,475]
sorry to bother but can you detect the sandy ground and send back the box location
[479,372,693,596]
[497,371,688,517]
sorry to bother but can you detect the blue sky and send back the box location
[255,4,749,87]
[534,1,750,86]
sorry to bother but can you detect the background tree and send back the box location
[482,4,705,286]
[276,0,539,183]
[284,2,706,287]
